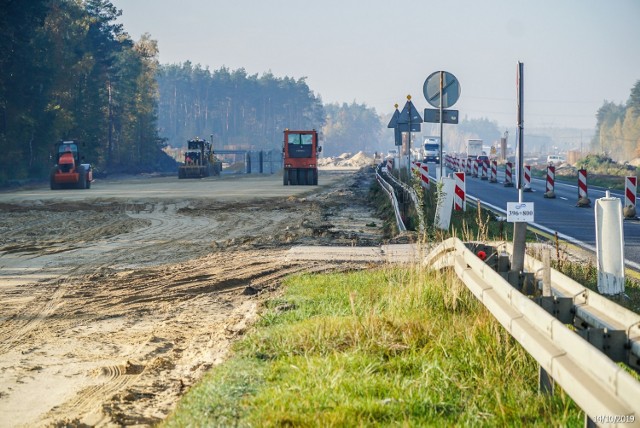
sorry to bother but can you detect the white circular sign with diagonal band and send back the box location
[423,71,461,108]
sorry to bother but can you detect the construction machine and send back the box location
[50,140,93,189]
[178,137,222,179]
[282,129,321,185]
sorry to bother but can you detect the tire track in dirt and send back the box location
[0,169,387,427]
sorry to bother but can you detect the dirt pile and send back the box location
[318,151,375,168]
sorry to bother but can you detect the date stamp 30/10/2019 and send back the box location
[594,415,635,424]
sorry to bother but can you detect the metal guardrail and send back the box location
[375,164,425,233]
[425,238,640,426]
[375,167,406,232]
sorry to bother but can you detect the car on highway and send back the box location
[547,155,566,165]
[476,154,489,163]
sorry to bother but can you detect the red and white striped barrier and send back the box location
[411,161,420,176]
[544,165,556,198]
[454,171,465,211]
[420,163,430,189]
[625,176,637,209]
[489,160,498,183]
[578,169,588,198]
[504,162,514,187]
[386,158,393,170]
[576,169,590,207]
[472,160,479,177]
[480,160,488,180]
[523,164,532,192]
[465,158,472,175]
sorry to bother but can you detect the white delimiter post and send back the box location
[595,190,625,295]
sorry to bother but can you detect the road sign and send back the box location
[397,100,423,124]
[507,202,534,222]
[423,71,461,108]
[424,108,459,124]
[397,99,422,133]
[387,108,399,128]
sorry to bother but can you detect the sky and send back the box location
[111,0,640,131]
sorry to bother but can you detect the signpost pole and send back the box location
[439,71,444,181]
[408,96,412,180]
[512,61,526,274]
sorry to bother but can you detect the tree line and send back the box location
[0,0,165,184]
[156,63,326,151]
[0,0,385,186]
[592,80,640,161]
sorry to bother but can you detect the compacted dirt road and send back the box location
[0,168,388,427]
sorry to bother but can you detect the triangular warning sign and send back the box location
[397,100,423,124]
[387,109,399,128]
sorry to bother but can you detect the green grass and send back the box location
[163,268,582,427]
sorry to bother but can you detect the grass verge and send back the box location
[163,267,582,427]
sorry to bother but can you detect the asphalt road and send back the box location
[428,161,640,268]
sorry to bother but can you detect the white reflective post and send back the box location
[595,191,625,295]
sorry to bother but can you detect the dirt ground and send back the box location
[0,168,389,427]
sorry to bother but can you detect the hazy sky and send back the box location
[111,0,640,131]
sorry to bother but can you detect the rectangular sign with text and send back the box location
[507,202,534,222]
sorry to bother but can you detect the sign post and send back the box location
[396,96,423,180]
[423,71,461,180]
[512,62,527,275]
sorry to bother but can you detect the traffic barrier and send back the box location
[472,159,479,177]
[523,164,532,192]
[504,162,514,187]
[424,238,640,427]
[544,165,556,198]
[454,171,465,211]
[420,163,430,189]
[465,158,472,176]
[625,176,637,218]
[386,158,393,171]
[489,160,498,183]
[411,161,420,177]
[480,160,488,180]
[576,169,590,207]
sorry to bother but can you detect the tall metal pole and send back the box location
[512,61,526,274]
[407,95,412,180]
[439,71,444,181]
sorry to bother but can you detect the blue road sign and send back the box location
[423,71,461,109]
[387,108,399,128]
[397,100,423,124]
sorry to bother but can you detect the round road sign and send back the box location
[423,71,461,108]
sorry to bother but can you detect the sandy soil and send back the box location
[0,169,387,427]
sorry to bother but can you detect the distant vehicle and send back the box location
[547,155,566,165]
[476,155,489,163]
[466,139,483,159]
[423,137,441,164]
[283,129,321,185]
[50,140,93,190]
[178,137,222,179]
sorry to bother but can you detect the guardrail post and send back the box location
[539,367,554,395]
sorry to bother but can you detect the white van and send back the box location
[547,155,565,165]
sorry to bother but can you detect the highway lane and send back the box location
[427,161,640,267]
